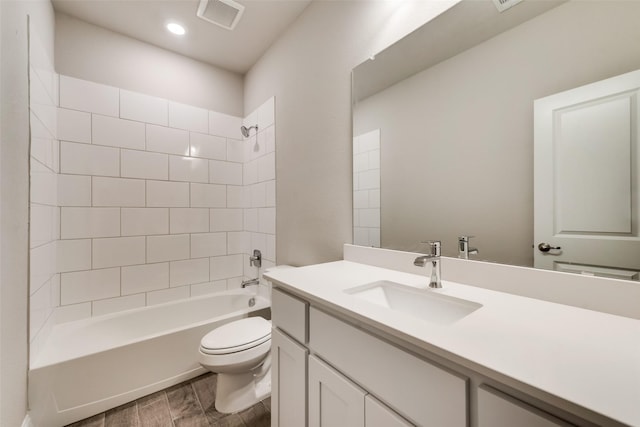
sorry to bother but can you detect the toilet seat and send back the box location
[200,317,271,355]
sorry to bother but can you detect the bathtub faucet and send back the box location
[241,278,260,288]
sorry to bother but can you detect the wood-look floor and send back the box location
[66,373,270,427]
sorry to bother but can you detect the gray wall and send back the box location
[55,13,244,116]
[354,0,640,267]
[243,1,449,266]
[1,2,55,425]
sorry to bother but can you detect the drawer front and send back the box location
[309,307,467,427]
[272,288,308,344]
[477,385,574,427]
[365,395,414,427]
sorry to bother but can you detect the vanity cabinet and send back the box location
[477,386,574,427]
[271,328,308,427]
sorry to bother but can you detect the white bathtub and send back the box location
[28,289,270,427]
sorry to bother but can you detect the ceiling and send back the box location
[52,0,313,74]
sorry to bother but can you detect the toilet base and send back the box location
[214,356,271,414]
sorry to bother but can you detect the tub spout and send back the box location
[241,278,260,288]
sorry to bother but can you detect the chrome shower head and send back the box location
[241,125,258,138]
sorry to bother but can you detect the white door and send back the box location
[308,355,365,427]
[271,328,308,427]
[534,69,640,280]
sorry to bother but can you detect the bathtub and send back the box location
[28,289,270,427]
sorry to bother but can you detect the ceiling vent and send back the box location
[492,0,524,13]
[196,0,245,31]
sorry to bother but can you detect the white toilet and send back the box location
[199,316,272,413]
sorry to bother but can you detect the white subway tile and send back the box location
[147,286,189,306]
[258,152,276,182]
[210,209,243,232]
[191,233,226,258]
[227,186,249,208]
[266,180,276,207]
[354,152,369,173]
[92,177,145,207]
[51,273,61,308]
[210,160,242,185]
[369,189,380,208]
[227,232,249,255]
[61,207,120,239]
[57,239,91,272]
[55,303,91,323]
[266,234,276,262]
[58,174,91,206]
[190,132,226,160]
[170,258,209,287]
[146,181,189,207]
[30,162,57,206]
[30,205,55,249]
[243,159,258,185]
[169,102,208,133]
[190,183,226,208]
[30,282,52,339]
[146,124,189,155]
[121,149,168,180]
[369,149,380,169]
[226,139,244,163]
[147,234,190,263]
[30,243,56,294]
[170,208,209,234]
[92,294,145,316]
[121,263,169,295]
[258,208,276,234]
[244,209,258,232]
[60,141,119,177]
[353,227,370,246]
[59,75,119,117]
[190,281,227,297]
[359,208,381,228]
[358,169,380,190]
[92,236,146,269]
[121,208,168,236]
[257,97,275,130]
[360,129,380,152]
[354,190,369,209]
[120,90,168,126]
[210,254,243,281]
[58,108,91,143]
[264,126,276,154]
[250,233,267,259]
[250,182,267,208]
[92,115,145,149]
[248,134,266,161]
[60,267,120,305]
[170,156,208,183]
[209,111,242,139]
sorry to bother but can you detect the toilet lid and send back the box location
[200,317,271,354]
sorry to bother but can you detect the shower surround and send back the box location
[29,70,277,365]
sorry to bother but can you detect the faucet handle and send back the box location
[458,235,475,242]
[420,240,441,257]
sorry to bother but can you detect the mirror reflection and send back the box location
[352,0,640,279]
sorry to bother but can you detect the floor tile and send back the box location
[238,402,269,427]
[105,401,138,427]
[67,413,105,427]
[138,392,173,427]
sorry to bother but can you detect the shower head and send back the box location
[241,125,258,138]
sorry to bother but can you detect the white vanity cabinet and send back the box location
[477,386,574,427]
[271,289,309,427]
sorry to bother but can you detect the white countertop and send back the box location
[265,260,640,426]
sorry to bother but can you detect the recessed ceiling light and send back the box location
[166,22,186,36]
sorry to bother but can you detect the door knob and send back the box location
[538,243,561,252]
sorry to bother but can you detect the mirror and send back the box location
[352,0,640,278]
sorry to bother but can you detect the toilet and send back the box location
[199,316,272,413]
[198,265,293,413]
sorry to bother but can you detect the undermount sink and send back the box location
[345,280,482,325]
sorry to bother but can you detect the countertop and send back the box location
[265,260,640,427]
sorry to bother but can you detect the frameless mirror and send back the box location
[352,0,640,280]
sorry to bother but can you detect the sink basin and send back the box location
[345,280,482,325]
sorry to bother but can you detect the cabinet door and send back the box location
[478,386,574,427]
[365,395,414,427]
[271,328,308,427]
[308,355,366,427]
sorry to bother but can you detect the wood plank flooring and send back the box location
[66,373,270,427]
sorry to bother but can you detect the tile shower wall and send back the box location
[353,129,380,247]
[29,25,61,363]
[56,75,276,322]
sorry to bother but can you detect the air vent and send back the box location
[492,0,524,13]
[196,0,245,31]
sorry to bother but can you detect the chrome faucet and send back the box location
[241,277,260,288]
[413,241,442,289]
[458,235,478,259]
